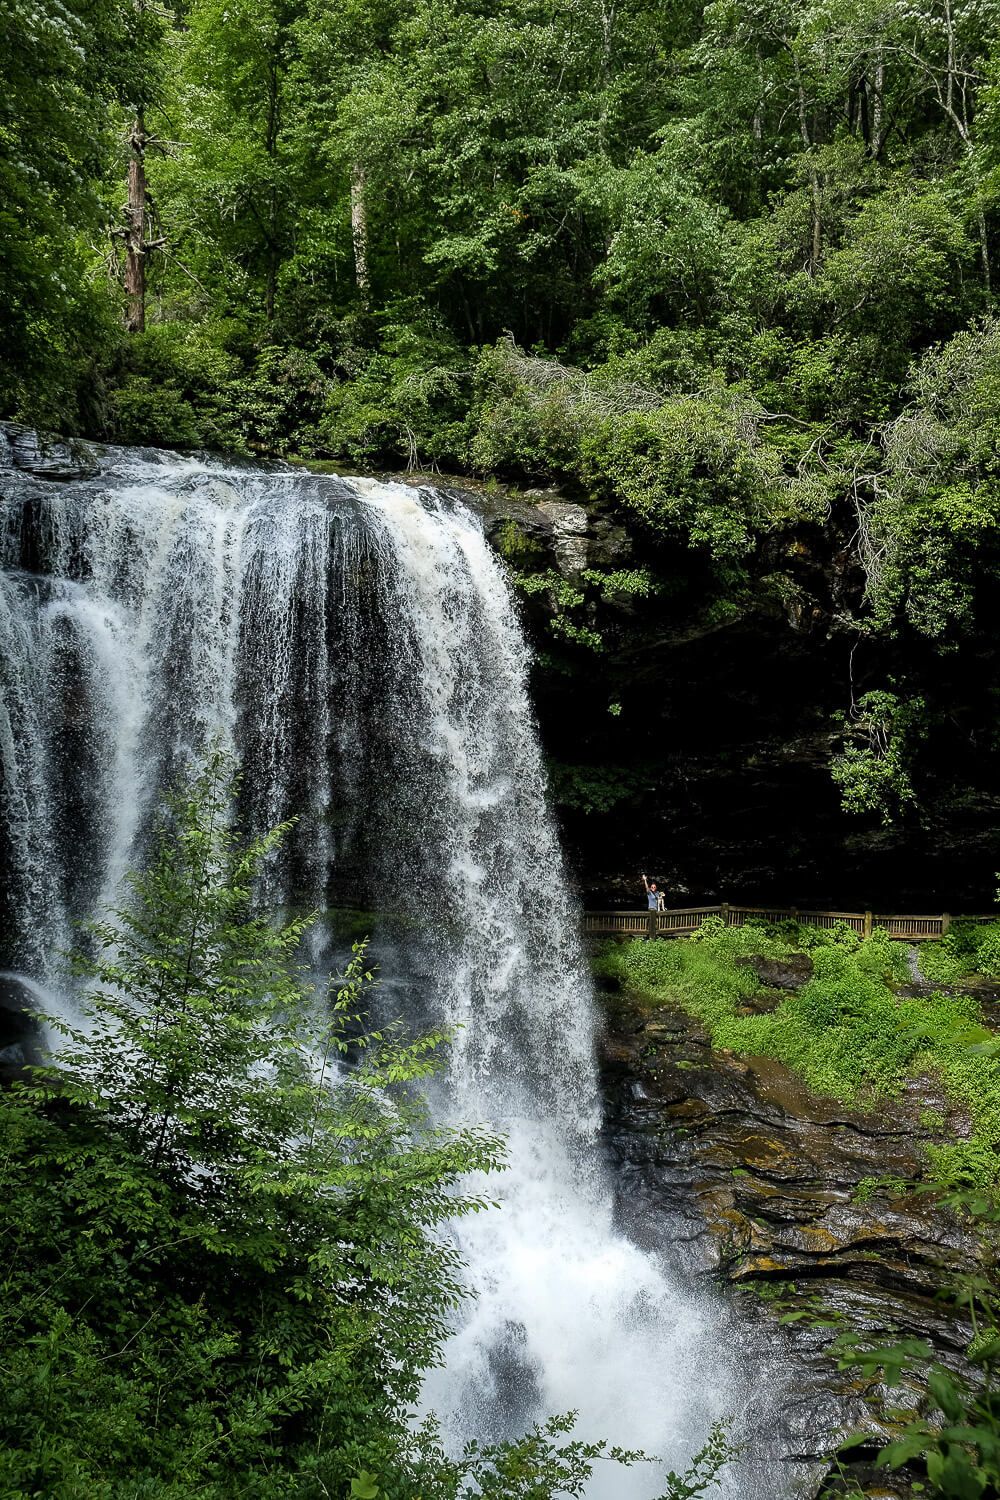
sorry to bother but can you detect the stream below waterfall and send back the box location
[0,441,790,1499]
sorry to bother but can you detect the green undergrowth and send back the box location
[919,921,1000,984]
[598,918,1000,1192]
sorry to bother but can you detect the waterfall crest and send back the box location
[0,447,743,1498]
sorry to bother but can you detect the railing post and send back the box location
[721,901,730,927]
[941,912,951,936]
[863,910,872,939]
[647,911,656,940]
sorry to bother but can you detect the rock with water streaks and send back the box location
[1,422,99,481]
[599,983,986,1498]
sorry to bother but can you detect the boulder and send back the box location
[3,422,99,481]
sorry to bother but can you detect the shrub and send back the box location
[604,926,1000,1189]
[2,754,734,1498]
[1,752,505,1495]
[109,322,246,449]
[317,319,468,469]
[976,928,1000,979]
[920,922,1000,983]
[920,932,977,983]
[109,325,332,455]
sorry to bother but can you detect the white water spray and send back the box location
[0,446,756,1498]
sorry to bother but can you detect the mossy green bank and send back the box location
[598,918,1000,1193]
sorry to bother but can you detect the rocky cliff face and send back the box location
[444,475,1000,915]
[5,424,999,909]
[5,425,994,1492]
[597,960,989,1498]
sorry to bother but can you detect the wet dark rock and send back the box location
[611,1006,983,1293]
[0,974,44,1083]
[600,989,987,1498]
[0,1042,27,1071]
[735,952,815,991]
[428,482,616,581]
[2,423,99,481]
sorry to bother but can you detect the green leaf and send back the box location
[350,1473,381,1498]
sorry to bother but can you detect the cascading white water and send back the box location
[354,481,736,1495]
[0,444,757,1498]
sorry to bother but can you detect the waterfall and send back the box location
[0,444,750,1498]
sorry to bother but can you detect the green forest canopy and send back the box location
[6,0,1000,821]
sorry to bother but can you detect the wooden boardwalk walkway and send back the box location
[582,904,998,942]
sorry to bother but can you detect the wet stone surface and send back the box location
[734,951,816,993]
[598,981,987,1498]
[1,422,100,481]
[0,975,44,1083]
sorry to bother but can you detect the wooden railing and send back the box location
[581,904,998,942]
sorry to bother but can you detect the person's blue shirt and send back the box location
[647,890,658,910]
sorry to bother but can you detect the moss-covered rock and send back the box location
[598,961,990,1498]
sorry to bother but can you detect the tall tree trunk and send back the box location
[266,238,277,322]
[597,0,616,151]
[966,142,992,293]
[793,69,822,275]
[871,56,886,157]
[125,112,148,333]
[351,164,370,305]
[977,202,991,293]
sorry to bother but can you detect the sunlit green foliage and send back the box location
[603,922,1000,1190]
[830,690,927,824]
[920,922,1000,983]
[3,755,740,1498]
[6,0,1000,823]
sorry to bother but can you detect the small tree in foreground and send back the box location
[0,752,730,1498]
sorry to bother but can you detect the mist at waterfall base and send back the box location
[1,450,763,1498]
